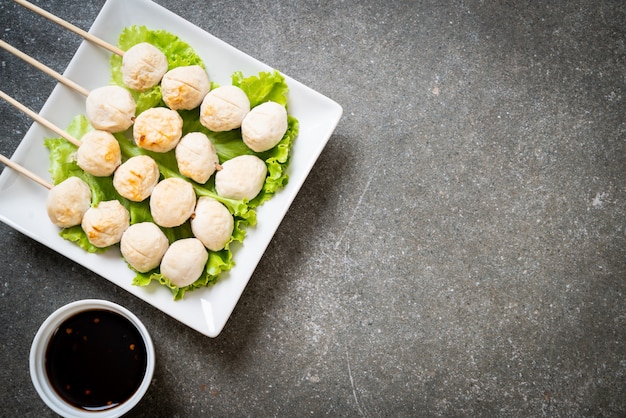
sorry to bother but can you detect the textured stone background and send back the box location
[0,0,624,416]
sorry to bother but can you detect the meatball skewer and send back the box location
[0,89,122,177]
[0,152,91,229]
[15,0,169,92]
[1,151,129,248]
[2,151,129,250]
[0,40,136,133]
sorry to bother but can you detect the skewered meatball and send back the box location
[199,85,250,132]
[160,238,208,287]
[121,42,169,91]
[241,101,288,152]
[214,155,267,201]
[113,155,160,202]
[133,107,183,153]
[46,176,91,228]
[81,200,130,248]
[161,65,210,110]
[85,85,136,133]
[149,177,196,228]
[175,132,219,184]
[120,222,169,273]
[191,197,234,251]
[76,130,122,177]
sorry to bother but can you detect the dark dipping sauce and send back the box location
[45,309,147,411]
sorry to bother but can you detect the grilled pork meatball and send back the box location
[191,197,234,251]
[214,155,267,201]
[81,200,130,248]
[241,101,288,152]
[85,85,136,133]
[133,107,183,153]
[121,42,168,91]
[76,130,122,177]
[199,85,250,132]
[120,222,169,273]
[46,176,91,228]
[161,65,210,110]
[175,132,219,184]
[160,238,208,287]
[113,155,160,202]
[149,177,196,228]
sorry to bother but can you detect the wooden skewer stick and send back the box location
[0,153,52,189]
[0,89,81,147]
[0,40,90,97]
[14,0,124,57]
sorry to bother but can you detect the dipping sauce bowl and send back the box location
[30,299,155,418]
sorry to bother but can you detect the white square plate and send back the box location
[0,0,342,337]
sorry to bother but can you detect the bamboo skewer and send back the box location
[0,89,81,147]
[14,0,124,57]
[0,40,90,97]
[0,153,52,189]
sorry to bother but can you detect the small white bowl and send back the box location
[30,299,155,418]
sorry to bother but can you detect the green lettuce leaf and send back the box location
[232,70,290,107]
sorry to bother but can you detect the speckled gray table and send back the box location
[1,1,625,416]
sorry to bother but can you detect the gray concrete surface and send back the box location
[1,0,625,416]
